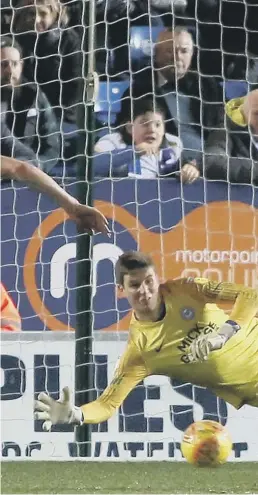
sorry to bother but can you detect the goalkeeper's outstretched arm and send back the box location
[34,340,148,430]
[0,156,109,235]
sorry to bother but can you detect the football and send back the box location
[181,420,232,466]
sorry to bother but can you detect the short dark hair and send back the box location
[117,96,166,145]
[118,96,166,125]
[115,250,154,286]
[0,35,23,57]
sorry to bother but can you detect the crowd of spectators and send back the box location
[1,0,258,184]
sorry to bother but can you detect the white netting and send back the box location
[1,0,258,460]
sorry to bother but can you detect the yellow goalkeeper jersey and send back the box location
[81,278,258,423]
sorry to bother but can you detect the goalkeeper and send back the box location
[34,250,258,430]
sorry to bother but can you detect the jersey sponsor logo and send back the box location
[178,322,219,363]
[22,197,257,331]
[180,307,195,320]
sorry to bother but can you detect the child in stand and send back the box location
[94,97,199,182]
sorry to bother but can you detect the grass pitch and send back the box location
[2,461,257,494]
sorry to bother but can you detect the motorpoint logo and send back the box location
[23,200,258,331]
[176,249,258,265]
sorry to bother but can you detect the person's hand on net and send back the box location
[67,203,110,236]
[181,161,200,184]
[135,142,160,156]
[34,387,83,431]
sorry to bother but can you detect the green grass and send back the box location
[1,461,258,494]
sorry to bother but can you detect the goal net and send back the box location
[1,0,258,461]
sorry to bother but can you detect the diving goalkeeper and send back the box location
[34,250,258,431]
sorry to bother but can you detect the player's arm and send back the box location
[0,156,109,235]
[34,340,148,430]
[194,278,258,327]
[185,278,258,362]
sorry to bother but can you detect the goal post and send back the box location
[75,0,98,456]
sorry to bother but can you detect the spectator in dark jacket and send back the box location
[1,36,60,172]
[13,0,82,123]
[122,26,224,174]
[204,90,258,185]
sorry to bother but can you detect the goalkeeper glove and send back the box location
[34,386,84,432]
[188,321,241,362]
[188,333,226,362]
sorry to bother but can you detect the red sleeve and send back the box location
[1,284,22,332]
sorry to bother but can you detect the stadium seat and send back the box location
[129,26,164,71]
[94,80,130,127]
[221,80,248,101]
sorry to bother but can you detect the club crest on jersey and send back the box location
[180,307,195,320]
